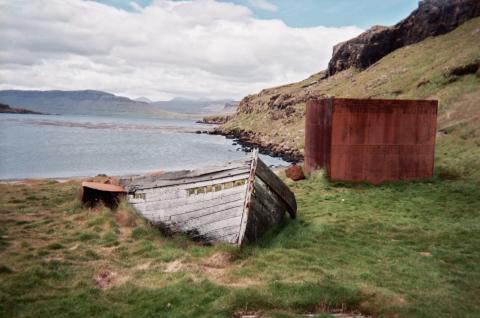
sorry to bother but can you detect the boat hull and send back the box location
[120,151,296,245]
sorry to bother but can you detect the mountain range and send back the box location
[0,90,237,118]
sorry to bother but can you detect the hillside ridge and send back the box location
[328,0,480,76]
[216,16,480,163]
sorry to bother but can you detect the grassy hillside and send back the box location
[1,170,479,317]
[221,17,480,155]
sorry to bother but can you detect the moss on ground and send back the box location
[1,121,479,318]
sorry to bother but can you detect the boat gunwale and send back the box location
[120,159,253,192]
[237,149,259,246]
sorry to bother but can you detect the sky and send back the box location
[0,0,419,101]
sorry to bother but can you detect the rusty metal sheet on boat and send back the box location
[81,181,126,192]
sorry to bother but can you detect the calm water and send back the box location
[0,114,287,180]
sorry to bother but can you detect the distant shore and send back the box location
[0,103,46,115]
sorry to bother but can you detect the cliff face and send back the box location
[218,16,480,159]
[327,0,480,76]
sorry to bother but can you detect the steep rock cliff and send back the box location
[327,0,480,76]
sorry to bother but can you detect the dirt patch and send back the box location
[164,260,184,273]
[115,210,137,227]
[359,287,407,317]
[160,252,255,287]
[135,262,152,271]
[233,311,263,318]
[202,251,231,268]
[419,251,432,257]
[94,270,118,289]
[305,304,371,318]
[69,243,79,251]
[93,269,129,290]
[198,252,261,287]
[198,252,235,285]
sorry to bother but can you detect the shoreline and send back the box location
[209,127,303,164]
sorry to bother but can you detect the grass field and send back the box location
[1,119,479,318]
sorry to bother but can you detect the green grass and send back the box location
[1,129,479,318]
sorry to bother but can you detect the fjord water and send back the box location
[0,114,287,180]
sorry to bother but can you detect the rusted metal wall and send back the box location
[304,98,332,173]
[305,98,438,184]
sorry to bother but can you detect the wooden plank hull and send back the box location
[120,150,297,245]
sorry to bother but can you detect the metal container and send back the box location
[305,98,438,184]
[305,98,332,173]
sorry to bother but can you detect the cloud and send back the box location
[248,0,278,12]
[0,0,362,100]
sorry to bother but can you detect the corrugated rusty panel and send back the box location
[304,98,332,173]
[305,98,438,184]
[330,98,438,184]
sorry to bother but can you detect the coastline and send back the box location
[209,127,303,163]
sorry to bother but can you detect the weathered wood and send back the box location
[126,174,249,204]
[130,185,246,214]
[175,205,244,227]
[121,160,251,191]
[216,233,239,244]
[168,218,243,243]
[132,197,245,226]
[119,150,297,245]
[255,159,297,218]
[171,207,244,233]
[123,168,250,191]
[193,225,241,243]
[237,149,258,245]
[242,177,288,244]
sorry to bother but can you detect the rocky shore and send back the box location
[197,114,233,125]
[210,127,303,163]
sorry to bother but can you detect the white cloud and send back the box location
[0,0,362,100]
[248,0,278,12]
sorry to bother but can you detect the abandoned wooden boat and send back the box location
[119,150,296,245]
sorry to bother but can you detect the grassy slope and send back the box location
[221,17,480,153]
[1,165,479,317]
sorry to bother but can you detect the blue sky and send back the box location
[1,0,419,99]
[95,0,419,28]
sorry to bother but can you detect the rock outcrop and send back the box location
[0,103,44,114]
[327,0,480,76]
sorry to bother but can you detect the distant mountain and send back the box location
[0,90,237,117]
[135,97,153,103]
[151,97,237,115]
[0,90,180,118]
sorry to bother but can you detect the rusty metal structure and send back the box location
[81,181,126,209]
[305,98,438,184]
